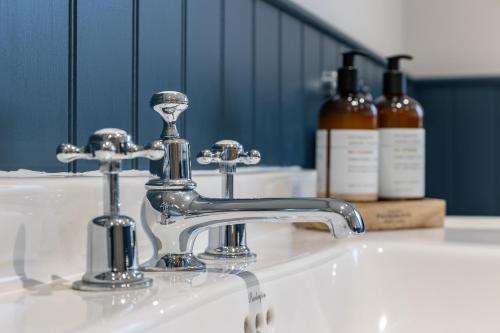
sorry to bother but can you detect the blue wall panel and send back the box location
[0,0,68,171]
[414,80,500,215]
[6,0,499,216]
[255,0,281,165]
[303,26,323,169]
[76,0,133,170]
[416,85,453,209]
[321,36,340,73]
[452,86,498,215]
[223,0,255,149]
[137,0,183,170]
[368,60,383,98]
[280,14,304,166]
[1,0,386,173]
[185,0,223,161]
[358,57,371,97]
[0,0,415,203]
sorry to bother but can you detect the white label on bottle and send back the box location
[379,128,425,198]
[316,130,328,196]
[329,130,378,195]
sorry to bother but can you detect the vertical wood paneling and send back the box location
[407,79,417,97]
[131,0,139,169]
[0,0,68,171]
[4,0,500,218]
[255,0,281,165]
[414,82,500,216]
[358,57,371,97]
[368,59,383,98]
[496,88,500,216]
[0,1,407,184]
[223,0,254,148]
[68,0,77,172]
[416,85,453,209]
[452,86,497,215]
[77,0,133,171]
[280,14,304,165]
[321,36,340,72]
[137,0,183,170]
[185,0,222,161]
[303,26,323,169]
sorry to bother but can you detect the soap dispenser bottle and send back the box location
[316,51,378,202]
[375,55,424,199]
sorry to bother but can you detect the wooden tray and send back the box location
[296,198,446,232]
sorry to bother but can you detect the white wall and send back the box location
[405,0,500,78]
[292,0,500,78]
[290,0,406,57]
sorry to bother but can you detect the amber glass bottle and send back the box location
[316,51,378,202]
[376,55,425,199]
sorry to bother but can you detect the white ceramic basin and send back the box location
[0,169,498,332]
[2,220,500,333]
[265,226,500,333]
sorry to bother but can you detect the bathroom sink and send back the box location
[263,227,500,333]
[1,218,500,333]
[0,170,498,332]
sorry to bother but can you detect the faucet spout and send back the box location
[141,189,364,270]
[141,91,365,272]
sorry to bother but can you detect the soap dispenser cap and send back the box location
[383,54,413,95]
[337,51,369,95]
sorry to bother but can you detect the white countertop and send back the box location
[0,168,498,332]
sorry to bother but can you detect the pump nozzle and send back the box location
[338,50,370,95]
[387,54,413,71]
[342,50,370,67]
[383,54,413,95]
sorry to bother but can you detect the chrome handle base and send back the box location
[73,215,153,291]
[196,140,261,260]
[57,128,164,291]
[141,253,206,272]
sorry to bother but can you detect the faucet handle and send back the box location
[56,128,164,164]
[197,140,261,173]
[150,91,188,139]
[56,128,158,291]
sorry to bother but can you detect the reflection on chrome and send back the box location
[141,189,365,271]
[140,90,365,272]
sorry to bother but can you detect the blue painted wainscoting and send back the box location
[414,78,500,215]
[0,0,384,172]
[2,0,496,215]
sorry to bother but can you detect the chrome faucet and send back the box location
[196,140,261,260]
[57,128,164,290]
[140,91,365,272]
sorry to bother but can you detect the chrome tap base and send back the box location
[140,253,206,272]
[57,128,164,291]
[198,246,257,260]
[72,271,153,291]
[196,141,261,261]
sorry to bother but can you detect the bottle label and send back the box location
[379,128,425,198]
[315,130,328,197]
[329,130,378,196]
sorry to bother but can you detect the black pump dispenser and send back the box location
[383,55,412,95]
[337,51,369,95]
